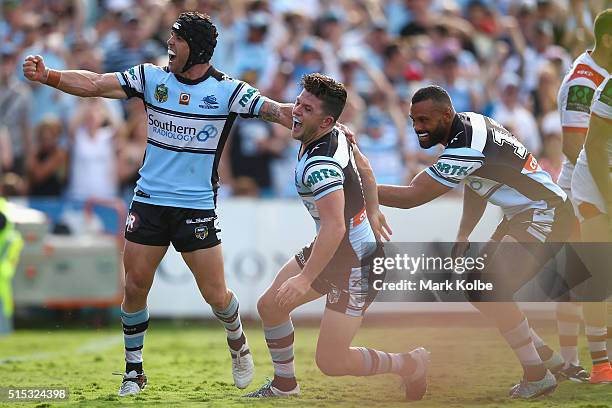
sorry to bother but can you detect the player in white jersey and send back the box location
[246,74,429,401]
[572,74,612,383]
[373,85,574,399]
[554,9,612,384]
[23,12,300,396]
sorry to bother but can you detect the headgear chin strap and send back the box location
[172,12,218,73]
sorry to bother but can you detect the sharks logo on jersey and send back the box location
[199,95,219,109]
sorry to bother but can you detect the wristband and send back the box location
[45,69,61,88]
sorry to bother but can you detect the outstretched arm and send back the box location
[23,55,127,99]
[259,99,294,130]
[258,98,358,143]
[378,170,452,209]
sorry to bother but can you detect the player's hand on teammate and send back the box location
[22,55,48,83]
[369,210,392,242]
[276,274,312,308]
[337,122,356,144]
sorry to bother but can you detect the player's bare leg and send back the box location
[469,236,557,398]
[118,241,169,396]
[248,257,429,400]
[317,308,429,401]
[555,219,589,382]
[246,258,322,397]
[579,212,612,384]
[182,245,254,389]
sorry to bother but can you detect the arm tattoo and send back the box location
[260,101,281,123]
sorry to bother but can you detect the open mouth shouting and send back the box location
[292,116,303,132]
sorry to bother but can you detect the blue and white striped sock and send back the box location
[121,307,149,373]
[212,293,245,351]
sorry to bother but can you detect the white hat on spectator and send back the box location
[247,12,270,30]
[498,72,521,90]
[106,0,132,13]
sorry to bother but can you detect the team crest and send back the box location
[194,225,208,240]
[154,83,169,103]
[199,95,219,109]
[327,285,340,304]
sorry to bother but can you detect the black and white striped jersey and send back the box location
[295,127,376,259]
[425,112,567,217]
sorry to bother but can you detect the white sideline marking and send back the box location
[0,335,122,364]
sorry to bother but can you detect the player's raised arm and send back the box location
[22,55,127,99]
[258,99,294,130]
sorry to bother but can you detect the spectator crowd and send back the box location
[0,0,605,202]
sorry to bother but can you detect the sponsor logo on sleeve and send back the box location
[128,67,138,81]
[304,168,342,188]
[598,79,612,107]
[522,153,540,173]
[566,85,595,113]
[154,83,169,103]
[238,87,257,108]
[568,64,605,85]
[435,161,473,176]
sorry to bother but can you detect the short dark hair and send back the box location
[594,9,612,46]
[411,85,453,109]
[300,73,347,121]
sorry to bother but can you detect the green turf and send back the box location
[0,320,610,407]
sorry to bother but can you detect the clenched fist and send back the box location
[22,55,48,83]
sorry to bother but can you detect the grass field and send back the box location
[1,318,611,408]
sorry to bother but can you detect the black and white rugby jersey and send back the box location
[295,127,376,259]
[425,112,567,217]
